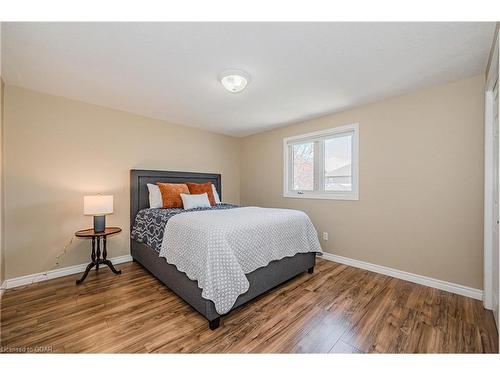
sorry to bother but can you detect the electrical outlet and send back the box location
[322,232,329,241]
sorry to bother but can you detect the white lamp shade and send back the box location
[84,195,113,215]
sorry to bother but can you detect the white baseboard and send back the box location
[2,254,133,290]
[1,252,483,302]
[0,281,6,298]
[320,252,483,301]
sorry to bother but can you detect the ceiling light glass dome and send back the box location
[219,69,251,93]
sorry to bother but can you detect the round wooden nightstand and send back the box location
[75,227,122,284]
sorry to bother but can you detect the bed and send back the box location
[130,169,320,329]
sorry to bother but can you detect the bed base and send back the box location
[131,240,316,329]
[129,169,317,329]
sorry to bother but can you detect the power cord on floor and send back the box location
[55,236,74,268]
[1,236,75,293]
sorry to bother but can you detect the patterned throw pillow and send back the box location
[157,183,189,208]
[186,182,216,206]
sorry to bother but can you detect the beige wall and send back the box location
[2,75,486,289]
[241,75,485,289]
[3,86,240,279]
[0,78,4,286]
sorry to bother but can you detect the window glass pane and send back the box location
[292,142,314,191]
[324,134,352,191]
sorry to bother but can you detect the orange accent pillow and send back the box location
[157,183,189,208]
[186,182,216,206]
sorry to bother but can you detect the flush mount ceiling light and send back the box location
[218,69,251,93]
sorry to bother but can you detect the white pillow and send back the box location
[147,183,163,209]
[212,184,221,204]
[181,193,211,210]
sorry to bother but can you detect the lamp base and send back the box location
[93,215,106,233]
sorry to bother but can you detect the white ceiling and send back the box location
[2,22,496,137]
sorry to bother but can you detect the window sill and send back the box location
[283,192,359,201]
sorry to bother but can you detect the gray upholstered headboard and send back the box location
[130,169,221,229]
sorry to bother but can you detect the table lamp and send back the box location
[84,195,113,233]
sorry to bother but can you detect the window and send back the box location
[283,123,359,200]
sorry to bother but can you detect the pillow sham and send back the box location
[157,183,189,208]
[147,183,163,209]
[186,182,216,206]
[180,193,211,210]
[212,184,221,204]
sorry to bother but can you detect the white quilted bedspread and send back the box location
[158,206,322,314]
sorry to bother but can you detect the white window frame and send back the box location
[283,123,359,201]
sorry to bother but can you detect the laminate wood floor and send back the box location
[0,258,498,353]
